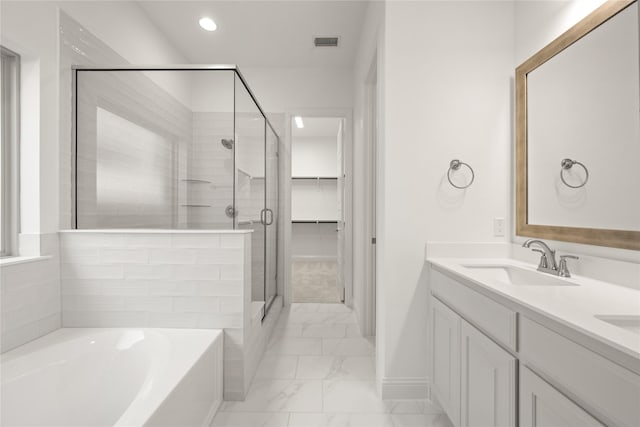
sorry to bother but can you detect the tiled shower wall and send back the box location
[59,230,255,399]
[59,11,193,229]
[188,112,235,229]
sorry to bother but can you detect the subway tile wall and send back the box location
[59,231,250,329]
[1,234,62,353]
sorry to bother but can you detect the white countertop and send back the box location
[428,257,640,362]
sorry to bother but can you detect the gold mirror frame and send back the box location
[516,0,640,251]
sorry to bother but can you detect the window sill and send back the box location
[0,255,52,267]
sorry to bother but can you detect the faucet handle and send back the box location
[558,255,579,277]
[531,249,548,269]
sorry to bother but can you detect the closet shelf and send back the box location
[292,176,338,180]
[292,220,338,224]
[182,179,211,184]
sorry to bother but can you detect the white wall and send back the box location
[240,67,353,113]
[292,137,338,177]
[513,0,640,263]
[377,1,514,398]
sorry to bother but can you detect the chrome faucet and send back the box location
[522,239,558,273]
[522,239,579,277]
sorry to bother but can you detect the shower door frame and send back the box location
[71,65,281,318]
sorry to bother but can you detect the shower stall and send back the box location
[73,66,279,316]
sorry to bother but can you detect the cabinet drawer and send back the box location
[431,269,517,351]
[520,316,640,427]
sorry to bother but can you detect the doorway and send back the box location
[288,114,351,304]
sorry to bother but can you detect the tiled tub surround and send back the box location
[1,328,223,427]
[59,229,267,399]
[0,233,61,353]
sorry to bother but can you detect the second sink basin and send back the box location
[595,315,640,336]
[461,264,579,287]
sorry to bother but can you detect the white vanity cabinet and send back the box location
[430,294,516,427]
[460,320,516,427]
[429,265,640,427]
[520,366,604,427]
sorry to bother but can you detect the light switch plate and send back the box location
[493,217,505,236]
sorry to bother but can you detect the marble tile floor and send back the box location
[212,303,452,427]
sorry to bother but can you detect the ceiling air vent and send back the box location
[314,36,339,47]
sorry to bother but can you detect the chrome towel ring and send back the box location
[447,159,474,189]
[560,158,589,188]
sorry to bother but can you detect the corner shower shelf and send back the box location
[238,168,265,180]
[181,204,211,208]
[292,220,338,224]
[182,179,211,184]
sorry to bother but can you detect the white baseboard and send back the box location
[380,377,430,400]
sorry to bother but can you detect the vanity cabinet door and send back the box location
[431,297,461,427]
[520,366,604,427]
[460,320,516,427]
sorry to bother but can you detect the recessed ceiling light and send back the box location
[294,116,304,129]
[199,17,217,32]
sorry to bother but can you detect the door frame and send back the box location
[283,108,354,307]
[362,57,378,336]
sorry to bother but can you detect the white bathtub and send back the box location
[1,328,223,427]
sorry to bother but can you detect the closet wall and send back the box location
[291,120,340,259]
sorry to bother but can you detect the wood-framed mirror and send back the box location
[516,0,640,251]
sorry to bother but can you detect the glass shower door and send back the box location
[265,126,279,310]
[234,75,266,314]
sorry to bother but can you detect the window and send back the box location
[1,46,19,257]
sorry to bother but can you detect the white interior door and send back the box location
[336,119,345,302]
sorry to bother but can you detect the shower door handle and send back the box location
[265,209,274,226]
[260,209,266,225]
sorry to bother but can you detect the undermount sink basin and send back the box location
[595,315,640,336]
[461,264,579,287]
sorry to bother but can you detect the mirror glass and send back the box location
[517,1,640,249]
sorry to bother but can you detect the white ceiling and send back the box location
[292,117,342,137]
[137,1,369,68]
